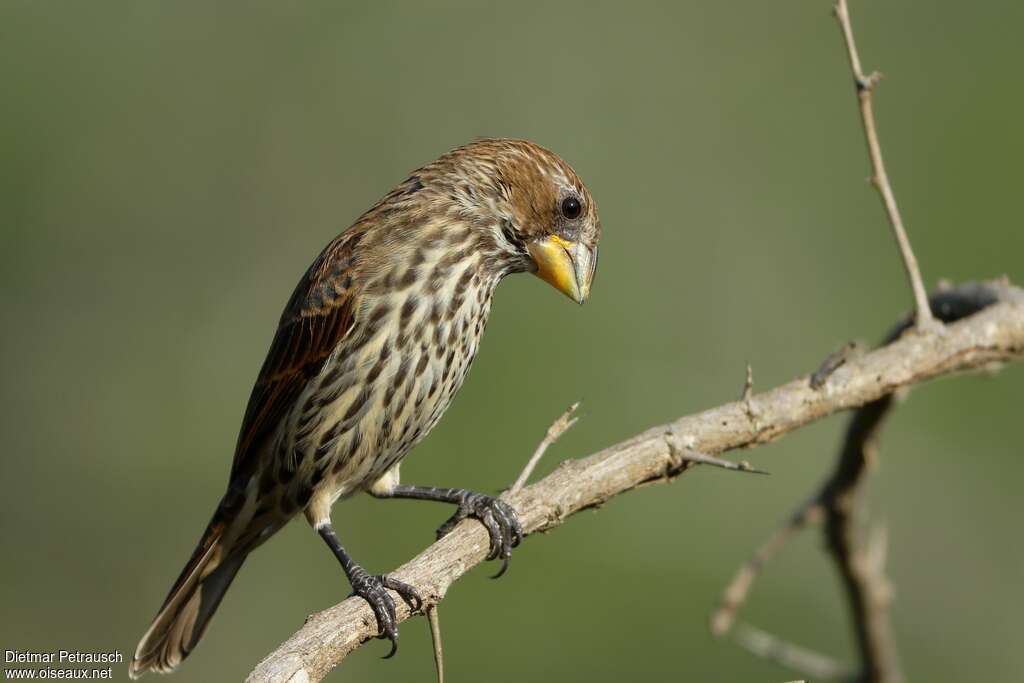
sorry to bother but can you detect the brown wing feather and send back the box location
[230,231,363,478]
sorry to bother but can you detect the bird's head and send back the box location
[431,139,601,305]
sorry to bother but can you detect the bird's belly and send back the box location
[272,284,492,520]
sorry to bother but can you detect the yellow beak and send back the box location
[527,235,597,305]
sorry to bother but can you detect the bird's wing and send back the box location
[230,231,363,479]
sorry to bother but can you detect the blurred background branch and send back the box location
[248,280,1024,683]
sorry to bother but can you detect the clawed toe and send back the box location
[436,492,522,577]
[349,569,423,658]
[381,575,423,613]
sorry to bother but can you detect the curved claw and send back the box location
[478,508,502,560]
[488,499,519,578]
[382,575,424,613]
[490,555,511,580]
[348,568,423,660]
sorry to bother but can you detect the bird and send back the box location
[128,138,601,677]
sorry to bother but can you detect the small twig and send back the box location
[679,449,768,475]
[741,362,754,401]
[833,0,937,331]
[734,623,851,682]
[509,402,579,493]
[426,604,444,683]
[737,364,765,434]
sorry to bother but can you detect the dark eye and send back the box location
[561,196,582,220]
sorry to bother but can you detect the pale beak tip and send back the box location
[528,236,597,306]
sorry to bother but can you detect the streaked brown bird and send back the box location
[129,138,601,677]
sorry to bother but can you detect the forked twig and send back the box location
[833,0,937,331]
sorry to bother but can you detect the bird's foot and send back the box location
[436,491,523,578]
[348,566,422,658]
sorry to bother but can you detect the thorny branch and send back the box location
[247,279,1024,683]
[834,0,936,330]
[707,5,997,680]
[710,285,1013,683]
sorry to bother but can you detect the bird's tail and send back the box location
[128,511,246,679]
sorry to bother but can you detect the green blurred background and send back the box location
[2,2,1021,681]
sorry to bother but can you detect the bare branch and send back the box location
[246,280,1024,683]
[833,0,937,330]
[715,7,1014,680]
[712,284,1012,682]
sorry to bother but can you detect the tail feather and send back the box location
[129,516,246,678]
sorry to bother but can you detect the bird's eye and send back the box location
[561,197,582,220]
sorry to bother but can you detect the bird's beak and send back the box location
[527,235,597,305]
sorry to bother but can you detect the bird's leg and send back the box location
[317,524,422,658]
[370,485,523,577]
